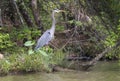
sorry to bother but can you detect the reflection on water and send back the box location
[0,61,120,81]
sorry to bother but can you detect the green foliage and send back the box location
[16,27,40,40]
[0,33,14,50]
[117,20,120,34]
[103,32,118,59]
[9,27,40,42]
[37,50,48,57]
[51,50,65,65]
[17,54,44,72]
[1,0,120,75]
[105,46,120,60]
[0,26,40,53]
[68,20,82,27]
[0,48,65,74]
[104,32,118,47]
[0,53,47,72]
[104,20,120,59]
[108,0,120,19]
[7,54,45,72]
[0,59,11,75]
[24,40,35,55]
[24,41,35,47]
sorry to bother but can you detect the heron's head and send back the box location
[53,9,65,13]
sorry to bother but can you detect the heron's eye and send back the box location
[48,32,50,34]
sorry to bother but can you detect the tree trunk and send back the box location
[0,9,3,26]
[11,0,24,25]
[31,0,43,30]
[18,0,34,27]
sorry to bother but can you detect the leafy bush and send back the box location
[0,47,65,75]
[104,19,120,59]
[12,54,44,72]
[1,54,42,73]
[0,59,11,75]
[0,33,14,50]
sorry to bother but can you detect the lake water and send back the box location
[0,61,120,81]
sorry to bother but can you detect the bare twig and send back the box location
[61,27,77,49]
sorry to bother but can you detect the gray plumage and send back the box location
[35,9,63,50]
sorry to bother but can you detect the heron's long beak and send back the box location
[55,10,65,13]
[59,10,65,12]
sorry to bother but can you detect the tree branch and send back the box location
[81,40,120,70]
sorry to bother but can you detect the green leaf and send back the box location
[24,41,34,46]
[68,20,74,24]
[38,50,48,57]
[28,50,34,55]
[76,21,82,26]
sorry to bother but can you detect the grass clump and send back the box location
[0,59,11,75]
[8,54,44,72]
[0,48,66,75]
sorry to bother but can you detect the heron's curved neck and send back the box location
[51,11,56,30]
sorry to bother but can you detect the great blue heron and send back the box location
[35,9,64,50]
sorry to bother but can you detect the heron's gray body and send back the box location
[34,9,61,50]
[35,30,52,50]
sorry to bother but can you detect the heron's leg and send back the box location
[49,41,58,49]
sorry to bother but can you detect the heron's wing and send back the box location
[35,30,51,50]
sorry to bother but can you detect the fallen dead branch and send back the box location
[81,40,120,70]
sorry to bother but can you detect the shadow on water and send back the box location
[0,61,120,81]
